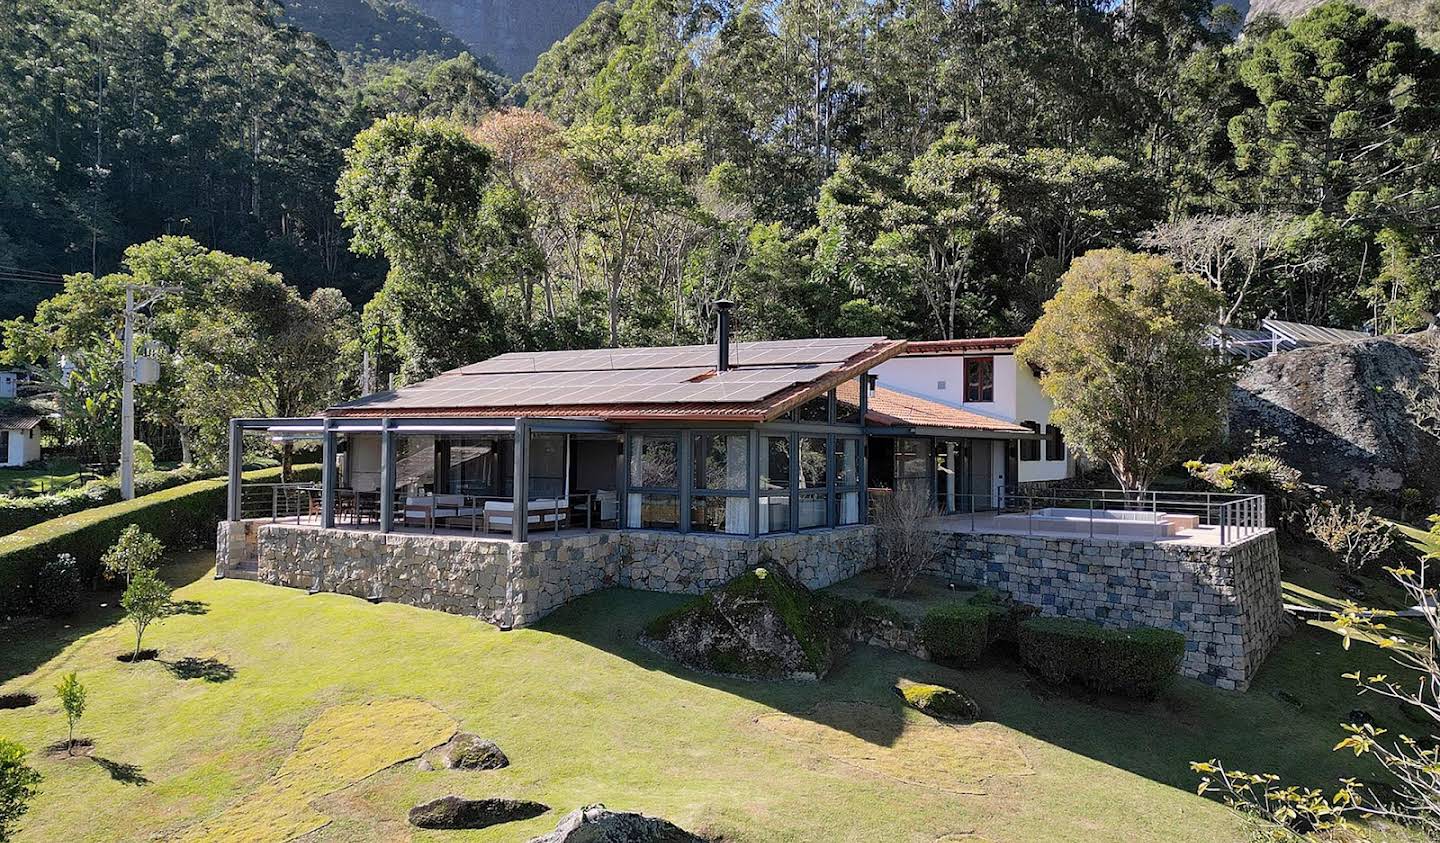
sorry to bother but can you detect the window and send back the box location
[797,436,828,529]
[1019,421,1041,461]
[834,437,861,525]
[794,392,830,423]
[760,435,791,533]
[1045,424,1066,461]
[627,433,679,529]
[894,438,932,498]
[629,433,678,488]
[690,433,750,535]
[964,357,994,403]
[835,378,862,424]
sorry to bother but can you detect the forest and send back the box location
[1,0,1438,465]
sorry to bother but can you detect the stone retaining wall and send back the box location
[926,530,1283,690]
[221,522,876,628]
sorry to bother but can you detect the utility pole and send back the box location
[121,285,136,499]
[120,284,179,499]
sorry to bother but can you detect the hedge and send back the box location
[0,465,319,614]
[1018,617,1185,699]
[919,603,1006,666]
[0,465,219,535]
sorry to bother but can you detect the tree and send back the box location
[55,673,86,755]
[1305,500,1395,575]
[101,525,163,586]
[0,739,41,840]
[1018,249,1235,494]
[874,487,942,597]
[121,568,172,662]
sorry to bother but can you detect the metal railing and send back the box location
[237,483,618,537]
[927,488,1268,545]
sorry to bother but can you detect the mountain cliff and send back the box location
[409,0,600,76]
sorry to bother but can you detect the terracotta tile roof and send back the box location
[903,337,1024,354]
[0,404,44,432]
[836,381,1032,434]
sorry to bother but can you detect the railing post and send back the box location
[271,485,278,523]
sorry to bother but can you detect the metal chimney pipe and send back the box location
[715,299,734,371]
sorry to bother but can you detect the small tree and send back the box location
[874,487,941,597]
[101,525,164,586]
[0,739,41,840]
[121,567,172,661]
[55,673,86,755]
[1018,249,1236,495]
[1306,500,1395,575]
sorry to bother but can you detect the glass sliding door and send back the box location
[690,432,750,534]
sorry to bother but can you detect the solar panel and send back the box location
[330,336,893,413]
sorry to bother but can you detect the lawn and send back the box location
[0,461,94,497]
[0,551,1419,842]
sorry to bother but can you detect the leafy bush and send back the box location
[919,603,1005,666]
[966,588,1039,644]
[1305,500,1394,575]
[32,553,81,618]
[1018,617,1184,698]
[101,525,164,584]
[895,680,980,721]
[0,738,41,840]
[0,465,318,615]
[1185,453,1301,495]
[132,441,155,473]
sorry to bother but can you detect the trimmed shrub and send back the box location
[919,603,1005,665]
[0,465,318,614]
[966,588,1040,645]
[1018,617,1185,699]
[0,465,215,535]
[31,553,80,617]
[895,681,981,721]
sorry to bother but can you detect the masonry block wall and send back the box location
[227,523,877,629]
[218,521,1283,690]
[926,530,1284,690]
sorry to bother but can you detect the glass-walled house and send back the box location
[226,330,1059,543]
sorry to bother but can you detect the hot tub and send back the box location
[993,507,1199,538]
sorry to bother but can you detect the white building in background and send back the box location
[0,416,42,467]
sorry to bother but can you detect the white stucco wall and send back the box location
[3,428,40,467]
[872,351,1074,484]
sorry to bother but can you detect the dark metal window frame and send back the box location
[964,356,995,403]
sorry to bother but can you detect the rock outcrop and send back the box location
[643,565,848,680]
[1230,331,1438,496]
[408,796,548,829]
[527,804,704,843]
[417,733,508,771]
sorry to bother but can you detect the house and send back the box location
[0,403,42,466]
[219,305,1281,690]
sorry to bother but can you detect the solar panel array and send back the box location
[456,337,886,375]
[333,337,888,412]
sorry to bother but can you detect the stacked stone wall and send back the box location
[926,530,1283,689]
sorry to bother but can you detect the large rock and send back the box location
[418,733,509,771]
[527,804,705,843]
[408,796,548,829]
[643,565,847,680]
[1230,332,1439,496]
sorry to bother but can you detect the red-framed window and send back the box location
[964,356,994,403]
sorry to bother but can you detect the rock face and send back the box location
[408,796,548,829]
[409,0,600,76]
[527,804,704,843]
[1230,332,1439,496]
[419,733,508,771]
[643,566,847,680]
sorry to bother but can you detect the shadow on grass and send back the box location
[163,657,236,683]
[92,756,149,786]
[535,586,1409,796]
[0,551,215,684]
[168,599,210,616]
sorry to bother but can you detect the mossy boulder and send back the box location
[895,680,981,721]
[644,565,848,680]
